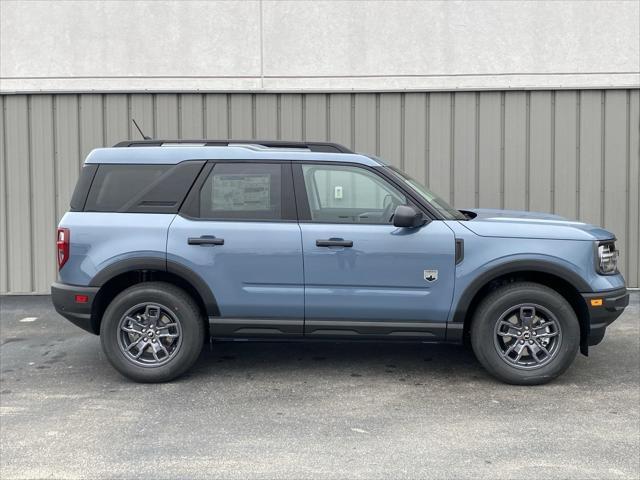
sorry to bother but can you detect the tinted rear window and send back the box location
[82,162,206,213]
[84,165,169,212]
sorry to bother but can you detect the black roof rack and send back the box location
[112,139,354,154]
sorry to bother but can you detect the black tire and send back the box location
[100,282,205,383]
[470,282,579,385]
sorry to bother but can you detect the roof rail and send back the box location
[112,139,354,154]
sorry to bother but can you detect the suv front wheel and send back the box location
[470,282,580,385]
[100,282,205,382]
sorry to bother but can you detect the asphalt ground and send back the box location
[1,293,638,479]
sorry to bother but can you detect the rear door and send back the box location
[167,161,304,337]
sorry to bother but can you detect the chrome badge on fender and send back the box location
[424,270,438,282]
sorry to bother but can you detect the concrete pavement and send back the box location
[1,294,638,479]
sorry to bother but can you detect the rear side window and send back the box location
[84,161,204,213]
[69,164,98,211]
[197,163,285,220]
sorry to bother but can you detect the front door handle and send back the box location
[188,236,224,246]
[316,239,353,247]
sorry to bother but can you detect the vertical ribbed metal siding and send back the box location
[1,90,638,293]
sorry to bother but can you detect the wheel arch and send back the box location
[450,260,591,355]
[89,257,219,334]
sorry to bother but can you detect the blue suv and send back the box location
[51,140,629,384]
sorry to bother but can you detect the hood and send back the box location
[459,208,615,241]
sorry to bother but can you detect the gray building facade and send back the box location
[1,1,639,292]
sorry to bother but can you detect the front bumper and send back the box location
[51,282,99,334]
[581,287,629,346]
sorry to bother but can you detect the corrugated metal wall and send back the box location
[1,90,639,293]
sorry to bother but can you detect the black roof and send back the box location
[113,139,354,154]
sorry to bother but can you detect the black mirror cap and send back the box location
[393,205,425,228]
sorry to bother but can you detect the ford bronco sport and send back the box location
[51,140,629,384]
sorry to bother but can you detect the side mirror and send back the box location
[392,205,425,228]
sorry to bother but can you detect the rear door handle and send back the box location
[316,239,353,247]
[188,236,224,246]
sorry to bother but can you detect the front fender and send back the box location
[446,253,593,342]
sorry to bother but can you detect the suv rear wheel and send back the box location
[100,282,204,382]
[470,282,579,385]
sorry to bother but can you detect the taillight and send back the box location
[57,227,70,269]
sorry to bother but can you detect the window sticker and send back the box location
[211,173,271,211]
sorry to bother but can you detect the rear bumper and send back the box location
[582,287,629,346]
[51,282,99,334]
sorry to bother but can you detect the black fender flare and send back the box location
[447,259,592,340]
[89,256,219,316]
[89,257,166,286]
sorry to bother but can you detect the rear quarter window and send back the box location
[69,164,98,211]
[83,161,204,213]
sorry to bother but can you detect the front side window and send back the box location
[199,163,282,220]
[301,164,407,224]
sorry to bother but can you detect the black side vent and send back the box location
[455,239,464,264]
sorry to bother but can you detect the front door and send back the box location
[294,163,456,339]
[168,161,304,337]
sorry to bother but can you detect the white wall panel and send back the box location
[2,1,638,92]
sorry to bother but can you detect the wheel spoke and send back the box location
[497,331,518,338]
[125,339,141,352]
[504,341,520,356]
[513,344,526,363]
[529,346,541,363]
[144,305,161,322]
[157,332,179,339]
[158,343,170,358]
[519,306,536,328]
[499,320,521,331]
[533,320,558,331]
[535,331,559,339]
[158,322,178,330]
[134,341,149,359]
[125,316,147,329]
[535,341,551,358]
[122,326,143,335]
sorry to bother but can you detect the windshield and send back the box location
[385,166,467,220]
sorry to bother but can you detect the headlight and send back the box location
[596,241,618,275]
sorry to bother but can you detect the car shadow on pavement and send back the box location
[182,340,489,384]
